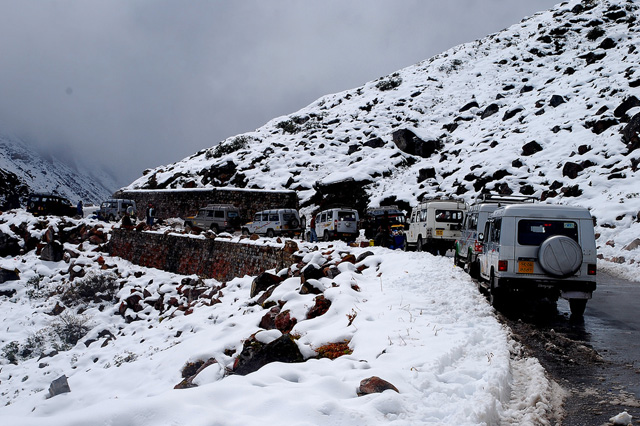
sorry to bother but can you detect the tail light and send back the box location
[587,264,597,275]
[498,260,508,272]
[474,240,483,252]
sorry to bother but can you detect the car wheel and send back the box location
[108,214,115,222]
[417,237,423,252]
[403,237,410,252]
[266,229,275,238]
[323,231,330,242]
[569,299,587,318]
[454,250,461,267]
[210,224,219,233]
[290,219,300,228]
[242,228,250,236]
[489,272,504,310]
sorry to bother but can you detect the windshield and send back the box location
[518,219,579,245]
[435,210,464,223]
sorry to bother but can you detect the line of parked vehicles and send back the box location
[22,191,597,317]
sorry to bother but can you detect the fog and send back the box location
[0,0,560,188]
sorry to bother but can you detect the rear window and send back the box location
[338,211,356,221]
[435,210,464,223]
[517,220,579,246]
[227,211,239,218]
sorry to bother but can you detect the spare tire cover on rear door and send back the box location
[538,235,583,278]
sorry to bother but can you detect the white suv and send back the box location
[405,197,467,254]
[315,207,359,241]
[478,204,597,317]
[455,194,537,278]
[242,209,302,238]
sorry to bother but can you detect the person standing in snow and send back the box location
[76,200,84,218]
[309,215,318,242]
[146,203,155,226]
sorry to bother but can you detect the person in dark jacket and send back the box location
[146,203,155,226]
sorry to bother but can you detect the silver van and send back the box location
[315,207,359,241]
[184,204,242,233]
[242,209,302,237]
[455,194,537,277]
[98,199,137,222]
[478,204,597,317]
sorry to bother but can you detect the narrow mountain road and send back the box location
[498,271,640,425]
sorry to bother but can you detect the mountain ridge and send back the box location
[125,0,640,251]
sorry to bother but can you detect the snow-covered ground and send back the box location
[0,210,574,425]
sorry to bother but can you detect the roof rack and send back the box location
[473,194,538,205]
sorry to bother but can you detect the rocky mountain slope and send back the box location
[0,134,114,206]
[125,0,640,261]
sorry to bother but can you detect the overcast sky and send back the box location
[0,0,560,188]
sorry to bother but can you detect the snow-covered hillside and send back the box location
[0,134,115,206]
[126,0,640,268]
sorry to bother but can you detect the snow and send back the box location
[0,210,567,425]
[3,0,640,423]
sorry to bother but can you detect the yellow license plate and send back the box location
[436,230,443,236]
[518,261,534,274]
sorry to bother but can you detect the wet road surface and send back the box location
[496,271,640,425]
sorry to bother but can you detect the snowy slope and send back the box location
[0,134,114,205]
[126,0,640,267]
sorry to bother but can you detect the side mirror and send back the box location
[478,233,484,242]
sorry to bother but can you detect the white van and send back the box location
[315,207,359,241]
[455,194,537,277]
[98,199,137,222]
[405,197,467,255]
[242,208,302,238]
[478,204,597,317]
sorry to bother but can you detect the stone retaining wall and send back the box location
[110,228,299,282]
[113,188,299,221]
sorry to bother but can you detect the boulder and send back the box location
[614,96,640,119]
[357,376,399,396]
[562,162,584,179]
[522,141,543,156]
[481,104,500,119]
[250,272,283,298]
[0,231,21,257]
[306,295,332,319]
[40,241,64,262]
[417,167,437,183]
[0,267,19,283]
[363,137,385,149]
[549,95,566,107]
[48,375,71,398]
[301,263,324,283]
[233,334,303,376]
[621,112,640,153]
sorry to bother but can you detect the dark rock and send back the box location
[562,162,584,179]
[0,267,20,283]
[299,279,323,295]
[306,295,332,319]
[417,167,437,183]
[459,101,479,112]
[274,310,297,334]
[0,232,21,257]
[522,141,543,156]
[357,376,399,396]
[614,96,640,119]
[174,358,218,389]
[347,144,360,155]
[233,334,303,376]
[549,95,566,107]
[308,178,371,215]
[48,375,71,398]
[250,272,284,298]
[502,107,524,121]
[363,138,385,149]
[481,104,500,119]
[585,117,618,134]
[301,264,324,283]
[579,51,606,65]
[621,113,640,153]
[562,185,583,197]
[520,85,534,93]
[512,159,523,168]
[598,37,616,49]
[259,306,281,330]
[578,145,592,155]
[40,241,64,262]
[323,266,341,279]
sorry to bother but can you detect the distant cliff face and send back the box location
[126,0,640,229]
[0,135,114,207]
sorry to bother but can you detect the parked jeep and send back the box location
[455,194,537,278]
[26,193,77,217]
[242,209,302,238]
[315,207,359,241]
[184,204,242,233]
[478,204,597,317]
[97,199,137,222]
[360,206,407,248]
[405,197,467,255]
